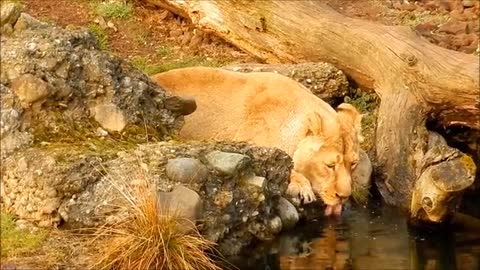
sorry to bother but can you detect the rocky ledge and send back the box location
[2,140,296,256]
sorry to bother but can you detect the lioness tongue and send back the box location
[324,205,333,216]
[333,204,343,216]
[324,204,343,217]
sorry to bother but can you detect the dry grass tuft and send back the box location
[88,167,223,270]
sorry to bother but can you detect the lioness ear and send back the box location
[337,103,364,142]
[306,111,323,136]
[337,103,362,129]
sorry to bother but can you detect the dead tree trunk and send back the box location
[146,0,479,221]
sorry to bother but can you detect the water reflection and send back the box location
[229,201,480,270]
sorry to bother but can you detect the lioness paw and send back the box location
[300,186,316,204]
[287,171,316,204]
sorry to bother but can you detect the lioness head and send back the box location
[292,112,352,215]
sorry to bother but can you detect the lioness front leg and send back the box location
[287,170,316,204]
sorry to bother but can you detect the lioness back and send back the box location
[151,67,339,155]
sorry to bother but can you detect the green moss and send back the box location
[30,111,168,164]
[93,1,133,19]
[1,212,49,257]
[351,187,370,205]
[343,88,380,151]
[460,154,477,173]
[88,23,109,50]
[131,56,231,75]
[135,30,151,45]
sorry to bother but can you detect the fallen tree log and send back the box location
[146,0,479,222]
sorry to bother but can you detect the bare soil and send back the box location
[24,0,256,73]
[325,0,479,54]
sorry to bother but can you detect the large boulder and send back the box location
[222,62,350,103]
[0,12,188,158]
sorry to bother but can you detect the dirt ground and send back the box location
[23,0,257,73]
[326,0,479,54]
[2,0,479,269]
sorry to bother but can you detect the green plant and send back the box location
[94,1,133,19]
[88,24,109,50]
[156,44,174,57]
[1,212,49,257]
[131,56,231,75]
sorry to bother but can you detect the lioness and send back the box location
[151,67,361,216]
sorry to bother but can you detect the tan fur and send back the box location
[337,103,364,170]
[151,67,360,208]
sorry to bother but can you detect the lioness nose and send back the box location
[335,181,352,199]
[336,193,349,201]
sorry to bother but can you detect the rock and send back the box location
[206,150,251,175]
[462,0,475,8]
[180,31,193,46]
[0,130,32,158]
[10,74,51,105]
[189,30,204,49]
[93,16,107,29]
[275,197,299,230]
[438,21,467,35]
[95,127,108,137]
[164,95,197,115]
[158,185,202,226]
[415,22,438,34]
[467,20,480,33]
[423,1,439,11]
[268,216,283,234]
[41,198,60,214]
[92,103,127,132]
[351,149,373,203]
[1,17,184,161]
[159,10,173,21]
[398,3,417,11]
[15,219,29,230]
[165,157,208,184]
[450,9,468,21]
[463,7,479,19]
[2,23,13,35]
[213,190,234,208]
[222,62,349,103]
[106,21,117,32]
[452,33,478,47]
[245,175,266,189]
[169,29,183,38]
[14,13,46,31]
[1,2,21,28]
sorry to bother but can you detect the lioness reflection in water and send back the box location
[279,223,350,270]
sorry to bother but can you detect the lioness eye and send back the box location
[351,162,358,169]
[327,163,335,169]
